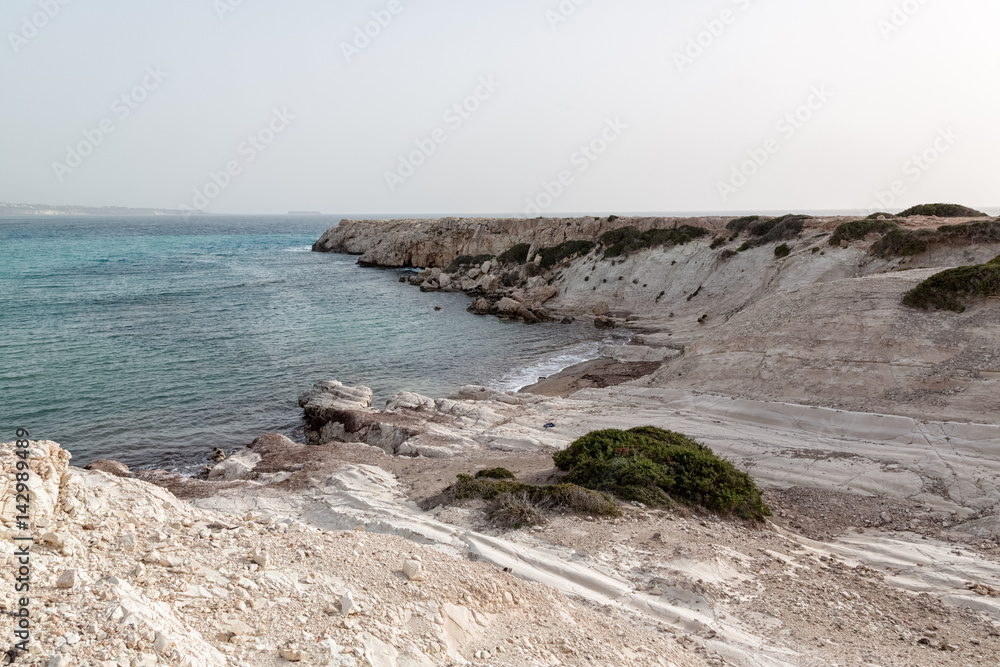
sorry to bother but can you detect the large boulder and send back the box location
[477,274,500,292]
[526,285,558,305]
[492,297,521,316]
[298,380,374,418]
[469,298,491,314]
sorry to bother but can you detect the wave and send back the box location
[284,246,314,252]
[487,341,603,393]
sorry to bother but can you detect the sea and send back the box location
[0,216,617,472]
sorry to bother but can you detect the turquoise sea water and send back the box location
[0,216,610,471]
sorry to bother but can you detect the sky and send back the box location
[1,0,998,216]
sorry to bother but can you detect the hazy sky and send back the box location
[2,0,998,216]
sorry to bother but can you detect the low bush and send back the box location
[497,243,531,265]
[866,212,897,220]
[450,472,621,528]
[445,254,494,273]
[870,229,929,258]
[537,240,596,268]
[600,226,708,258]
[774,243,791,258]
[710,237,727,249]
[726,215,760,234]
[828,219,898,246]
[747,214,810,246]
[865,220,1000,258]
[902,254,1000,313]
[475,467,516,480]
[935,220,1000,244]
[898,203,988,218]
[486,492,541,529]
[553,426,771,521]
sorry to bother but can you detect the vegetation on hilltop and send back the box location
[898,203,988,218]
[537,240,596,268]
[828,219,899,246]
[827,218,1000,258]
[599,226,708,259]
[497,243,531,265]
[726,214,810,251]
[903,254,1000,313]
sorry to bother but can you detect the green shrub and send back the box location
[903,257,1000,313]
[870,229,928,258]
[451,473,621,527]
[737,241,751,252]
[863,220,1000,258]
[710,237,726,249]
[599,226,708,259]
[829,219,898,246]
[446,254,494,273]
[537,240,596,268]
[727,214,810,251]
[475,467,516,480]
[867,212,897,220]
[726,215,760,234]
[774,243,791,258]
[486,492,542,529]
[553,426,771,521]
[935,220,1000,244]
[498,244,531,265]
[608,215,619,223]
[898,203,988,218]
[746,214,809,247]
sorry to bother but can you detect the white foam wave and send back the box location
[487,341,603,393]
[283,246,313,252]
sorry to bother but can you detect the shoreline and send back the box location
[518,357,662,397]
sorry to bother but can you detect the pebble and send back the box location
[56,569,78,589]
[402,559,425,581]
[279,646,303,661]
[341,591,356,616]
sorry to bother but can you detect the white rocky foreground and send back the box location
[7,375,1000,666]
[0,439,701,667]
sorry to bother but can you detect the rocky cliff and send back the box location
[313,216,731,268]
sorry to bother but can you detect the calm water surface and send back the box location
[0,216,611,471]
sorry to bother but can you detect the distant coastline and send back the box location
[0,202,195,216]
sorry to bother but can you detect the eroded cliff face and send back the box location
[312,216,732,267]
[313,214,1000,424]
